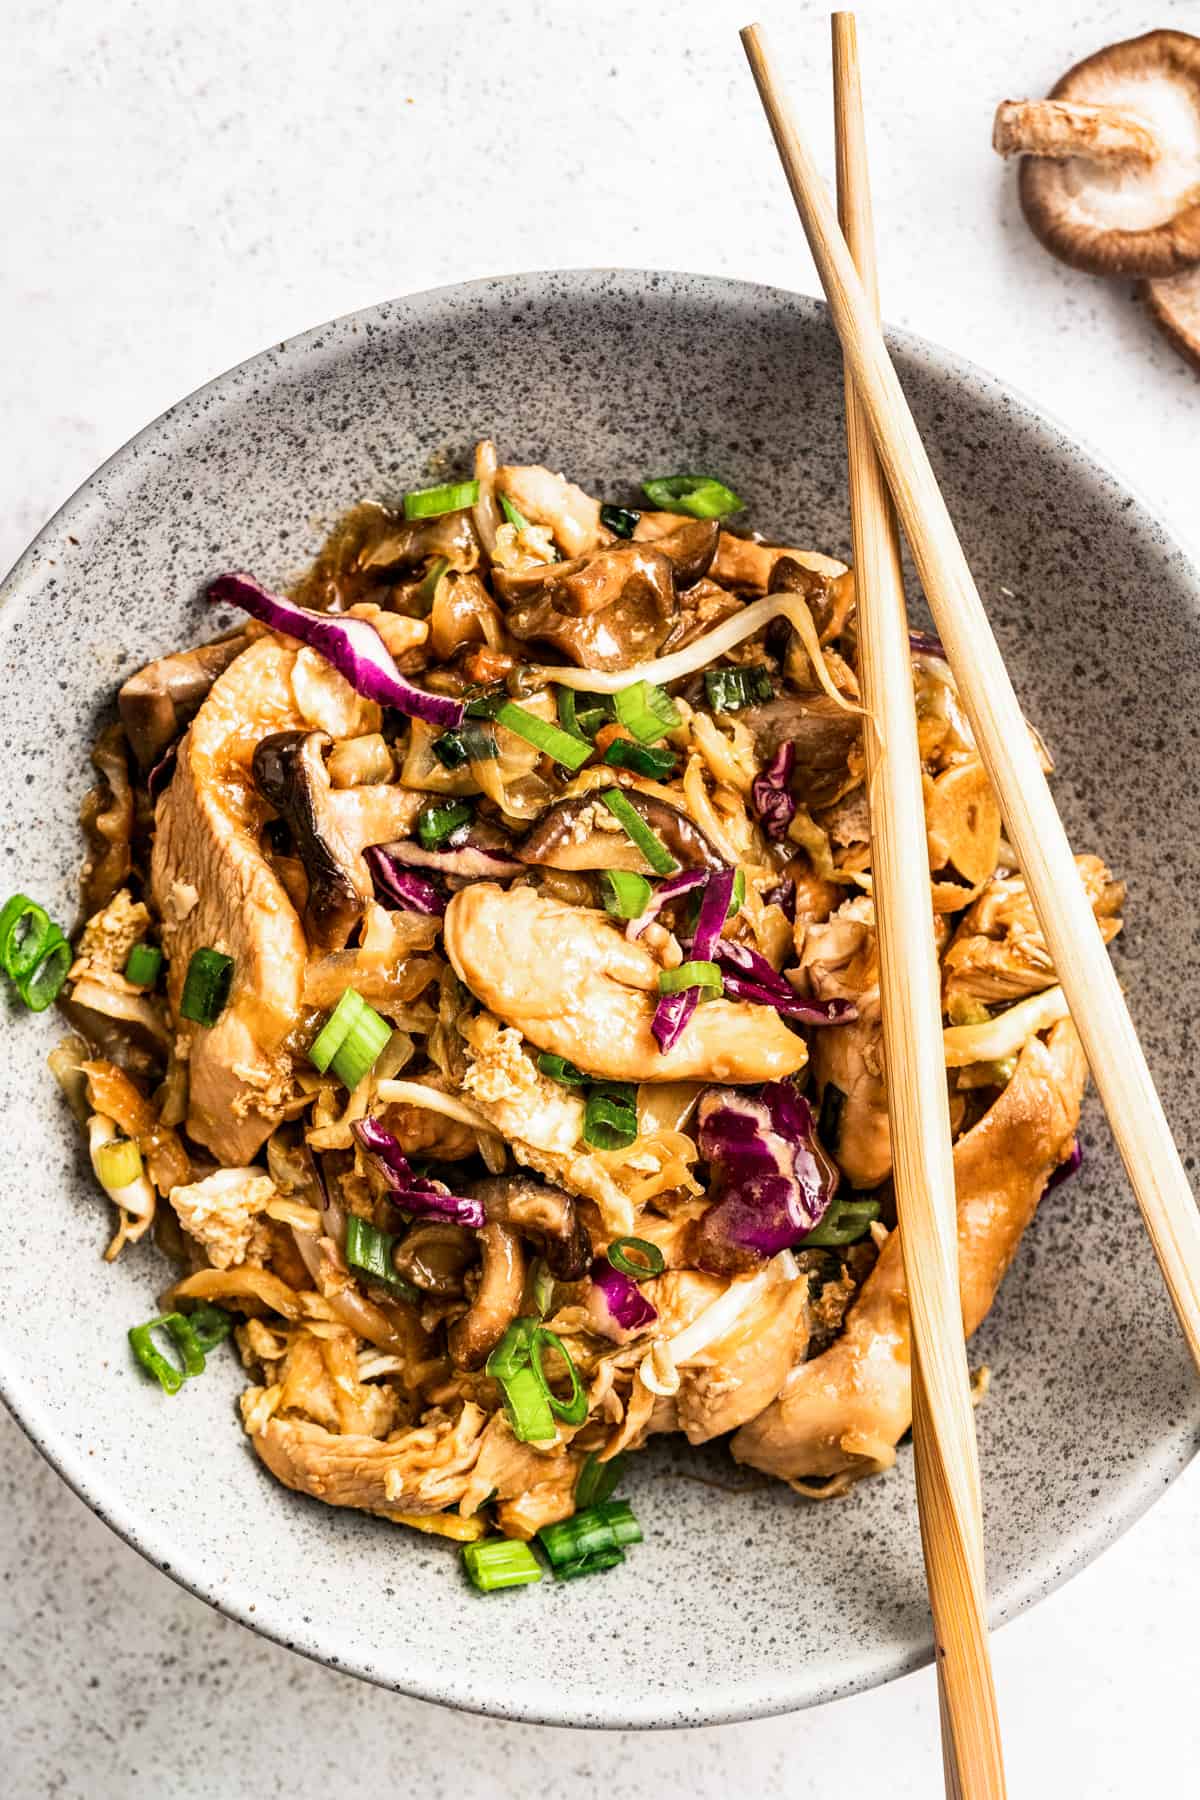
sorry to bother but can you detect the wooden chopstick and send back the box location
[829,15,1005,1795]
[740,20,1200,1368]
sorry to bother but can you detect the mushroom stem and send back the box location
[993,98,1160,164]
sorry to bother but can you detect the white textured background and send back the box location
[3,2,1199,1794]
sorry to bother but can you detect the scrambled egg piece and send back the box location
[70,888,150,983]
[169,1167,276,1270]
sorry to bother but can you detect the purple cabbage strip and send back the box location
[711,941,858,1025]
[908,628,945,658]
[208,571,464,729]
[1046,1138,1083,1193]
[585,1256,658,1341]
[760,877,796,921]
[364,846,446,917]
[371,835,524,880]
[751,742,796,841]
[691,1081,839,1273]
[652,867,734,1053]
[625,868,709,941]
[351,1117,485,1229]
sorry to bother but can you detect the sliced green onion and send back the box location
[465,686,508,719]
[495,701,593,772]
[538,1499,642,1576]
[344,1214,420,1301]
[641,474,743,519]
[128,1313,207,1396]
[184,1301,232,1354]
[818,1082,846,1153]
[124,942,163,987]
[600,504,640,539]
[657,960,722,998]
[530,1257,555,1318]
[575,1450,624,1511]
[599,788,680,876]
[330,1000,392,1089]
[432,723,499,769]
[403,479,480,520]
[462,1537,544,1593]
[803,1196,881,1248]
[93,1137,143,1190]
[486,1320,557,1443]
[417,797,474,849]
[601,739,678,779]
[530,1326,588,1425]
[0,894,52,981]
[607,1236,665,1279]
[595,1498,642,1546]
[556,684,611,742]
[612,680,681,745]
[704,665,774,713]
[18,930,71,1012]
[582,1083,638,1151]
[308,987,366,1073]
[413,555,449,613]
[179,947,234,1026]
[498,493,529,530]
[487,1317,537,1383]
[600,869,653,920]
[536,1051,589,1088]
[728,868,746,919]
[552,1547,626,1580]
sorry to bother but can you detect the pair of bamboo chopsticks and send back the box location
[742,14,1200,1796]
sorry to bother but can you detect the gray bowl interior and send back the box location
[1,272,1197,1727]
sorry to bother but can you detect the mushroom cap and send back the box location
[1020,30,1200,277]
[1140,264,1200,371]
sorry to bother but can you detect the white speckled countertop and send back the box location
[3,2,1199,1793]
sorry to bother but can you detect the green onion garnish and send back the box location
[0,894,52,981]
[184,1301,233,1354]
[495,701,593,772]
[600,504,640,539]
[575,1450,624,1510]
[498,493,529,530]
[488,1342,558,1444]
[432,723,499,769]
[465,686,508,719]
[582,1083,638,1151]
[332,1004,391,1089]
[536,1052,589,1088]
[530,1326,588,1425]
[600,869,653,920]
[413,555,449,614]
[704,665,774,713]
[93,1137,143,1190]
[462,1537,544,1593]
[124,942,163,988]
[18,929,71,1012]
[179,947,234,1026]
[417,797,474,849]
[128,1312,209,1396]
[345,1213,419,1299]
[641,474,743,519]
[307,987,362,1071]
[598,789,680,876]
[657,960,723,998]
[601,740,678,780]
[728,869,746,919]
[538,1499,642,1580]
[403,479,480,520]
[612,680,680,745]
[803,1197,881,1248]
[606,1236,665,1279]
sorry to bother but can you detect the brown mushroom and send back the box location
[737,694,862,810]
[994,30,1200,277]
[392,1221,477,1295]
[118,631,250,772]
[251,730,368,950]
[1140,264,1200,370]
[517,790,724,873]
[469,1175,590,1280]
[447,1220,525,1369]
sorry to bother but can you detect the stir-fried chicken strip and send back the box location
[56,444,1124,1572]
[731,1020,1086,1488]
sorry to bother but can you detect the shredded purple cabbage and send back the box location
[909,629,945,658]
[371,835,523,880]
[760,877,796,921]
[585,1256,658,1341]
[691,1081,839,1273]
[351,1117,485,1228]
[1046,1138,1083,1192]
[208,571,464,729]
[711,941,858,1025]
[652,868,734,1053]
[751,742,796,841]
[364,846,446,917]
[625,868,708,941]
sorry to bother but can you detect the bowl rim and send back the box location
[2,266,1198,1728]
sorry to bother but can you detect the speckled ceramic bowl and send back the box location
[1,271,1197,1728]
